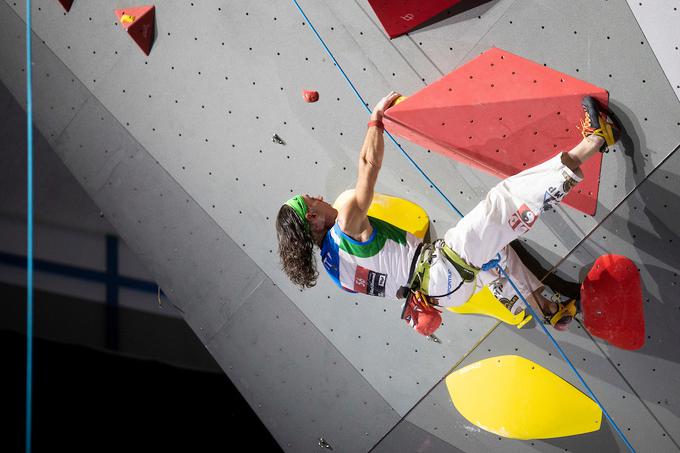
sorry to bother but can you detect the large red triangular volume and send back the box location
[581,255,645,350]
[114,5,155,56]
[368,0,464,39]
[58,0,73,12]
[384,48,607,215]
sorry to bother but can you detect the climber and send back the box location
[275,91,619,335]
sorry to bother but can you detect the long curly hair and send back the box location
[276,205,319,289]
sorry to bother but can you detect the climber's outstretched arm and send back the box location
[338,91,401,240]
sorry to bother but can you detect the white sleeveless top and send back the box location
[320,216,422,299]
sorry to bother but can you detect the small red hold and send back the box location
[302,90,319,103]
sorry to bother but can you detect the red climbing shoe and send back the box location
[580,96,619,152]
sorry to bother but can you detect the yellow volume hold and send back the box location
[333,190,429,240]
[448,285,532,328]
[446,355,602,440]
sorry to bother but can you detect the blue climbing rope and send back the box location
[25,0,34,451]
[290,1,634,451]
[290,0,463,219]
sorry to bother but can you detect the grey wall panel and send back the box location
[207,279,403,453]
[8,0,125,103]
[52,95,267,327]
[304,0,434,95]
[0,81,116,234]
[0,2,91,145]
[371,418,466,453]
[626,0,680,102]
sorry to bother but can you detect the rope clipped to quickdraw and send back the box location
[481,253,501,271]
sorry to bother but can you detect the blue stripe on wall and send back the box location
[0,250,161,294]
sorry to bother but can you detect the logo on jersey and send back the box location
[561,169,579,193]
[322,253,337,272]
[508,203,537,232]
[541,186,566,213]
[353,265,387,297]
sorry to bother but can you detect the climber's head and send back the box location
[276,194,337,289]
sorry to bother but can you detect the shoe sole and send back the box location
[582,96,603,130]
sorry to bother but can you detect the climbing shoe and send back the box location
[579,96,619,152]
[540,287,580,331]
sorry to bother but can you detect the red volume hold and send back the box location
[383,47,608,215]
[114,5,155,56]
[581,255,645,350]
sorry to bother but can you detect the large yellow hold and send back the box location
[446,355,602,440]
[448,285,532,328]
[333,190,429,239]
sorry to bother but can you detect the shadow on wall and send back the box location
[608,98,649,192]
[542,410,624,453]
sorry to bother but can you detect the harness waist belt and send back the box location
[397,242,424,299]
[406,240,481,297]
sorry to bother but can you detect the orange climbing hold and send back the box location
[384,47,608,215]
[114,5,155,56]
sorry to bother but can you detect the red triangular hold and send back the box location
[114,5,155,56]
[58,0,73,12]
[384,47,607,215]
[368,0,464,38]
[581,255,645,350]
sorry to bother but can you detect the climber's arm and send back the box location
[337,92,400,240]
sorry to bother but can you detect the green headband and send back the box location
[285,195,309,228]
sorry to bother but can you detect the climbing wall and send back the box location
[1,0,679,451]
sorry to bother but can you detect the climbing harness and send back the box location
[405,240,476,299]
